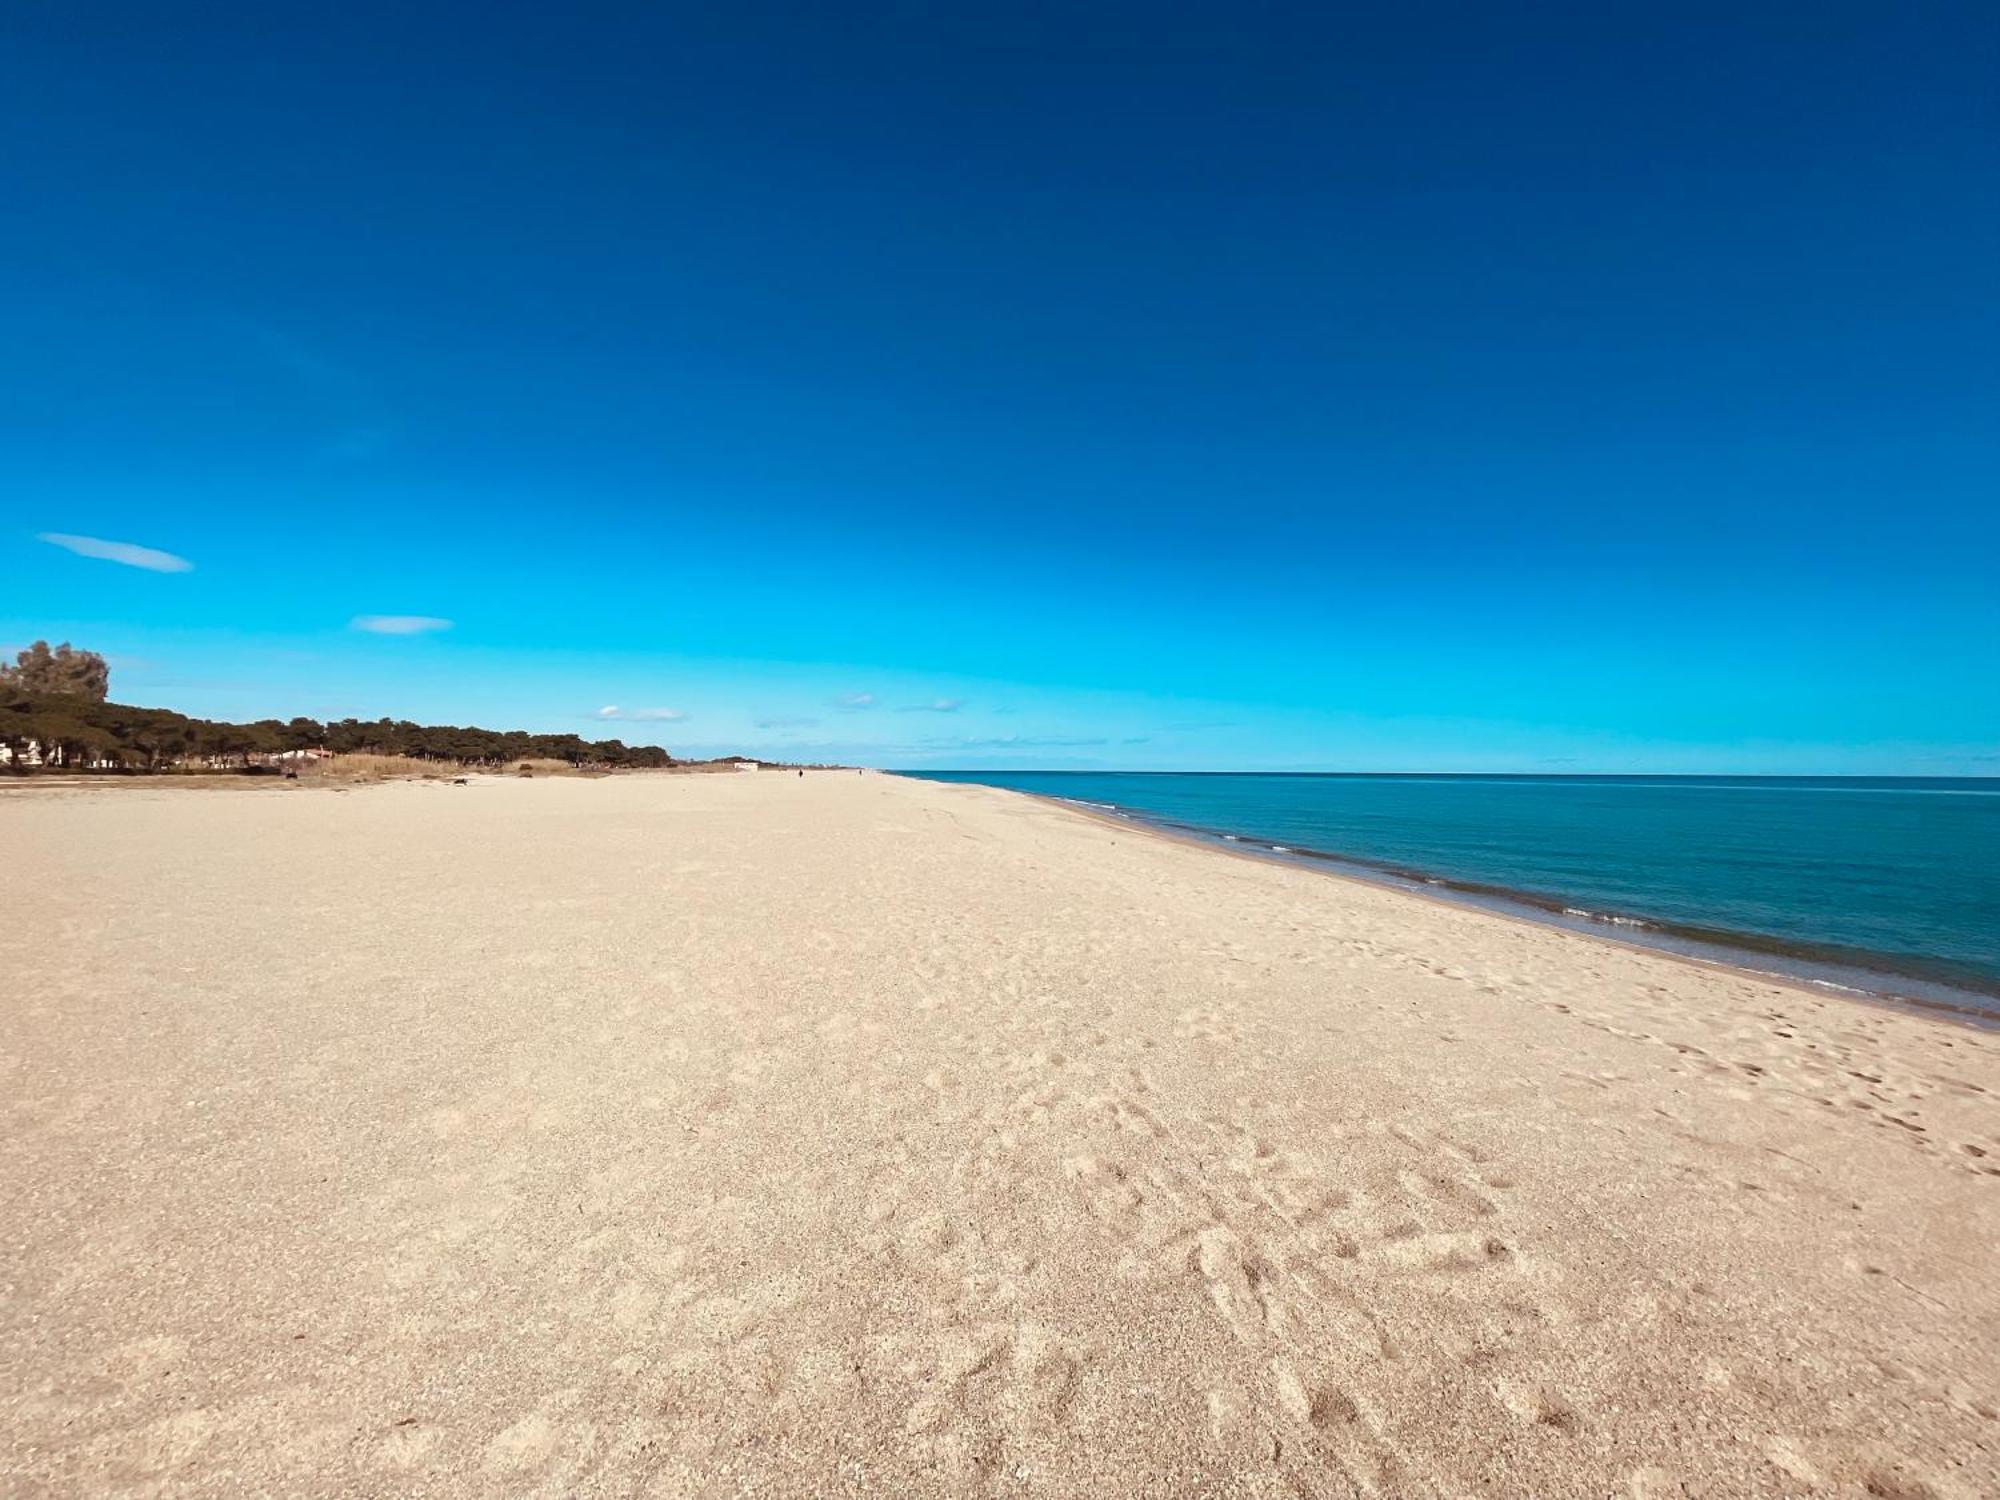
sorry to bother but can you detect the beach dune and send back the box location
[3,772,1997,1497]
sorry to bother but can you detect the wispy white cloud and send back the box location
[592,705,686,722]
[757,715,822,729]
[351,615,452,635]
[37,532,193,573]
[834,692,877,711]
[947,734,1115,749]
[896,697,966,713]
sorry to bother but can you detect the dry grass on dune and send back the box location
[301,753,600,782]
[299,752,469,782]
[507,757,599,777]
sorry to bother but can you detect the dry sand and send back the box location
[3,771,1997,1498]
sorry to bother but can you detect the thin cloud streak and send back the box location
[592,705,686,722]
[351,615,452,635]
[37,532,194,573]
[834,692,877,711]
[945,734,1120,749]
[896,698,966,713]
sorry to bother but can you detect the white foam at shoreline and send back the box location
[1562,905,1652,930]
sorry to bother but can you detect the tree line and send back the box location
[1,692,677,771]
[0,641,675,771]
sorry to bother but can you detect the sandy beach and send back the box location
[4,770,1997,1498]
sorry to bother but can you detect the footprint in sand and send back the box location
[1494,1378,1583,1436]
[1194,1226,1288,1345]
[483,1411,556,1474]
[1269,1359,1361,1432]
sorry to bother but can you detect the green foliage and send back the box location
[0,692,676,772]
[0,640,110,701]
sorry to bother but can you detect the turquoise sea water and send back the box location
[897,773,2000,1015]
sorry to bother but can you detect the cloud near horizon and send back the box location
[834,691,877,710]
[37,532,193,573]
[896,697,965,713]
[939,733,1152,749]
[592,705,686,722]
[351,615,452,634]
[756,715,822,729]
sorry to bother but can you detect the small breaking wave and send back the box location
[1562,906,1654,930]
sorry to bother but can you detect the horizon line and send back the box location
[887,768,2000,780]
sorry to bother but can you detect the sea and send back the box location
[895,772,2000,1020]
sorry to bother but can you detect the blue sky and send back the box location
[4,3,1995,771]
